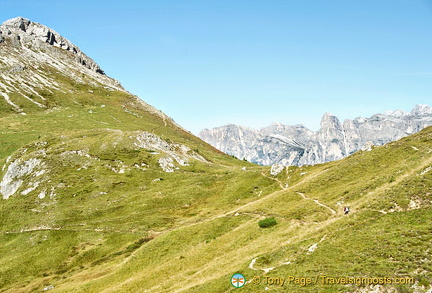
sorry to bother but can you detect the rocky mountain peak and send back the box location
[411,104,432,116]
[0,16,104,74]
[0,16,129,115]
[384,109,409,117]
[2,16,31,31]
[320,112,341,129]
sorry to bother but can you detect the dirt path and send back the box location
[105,156,432,292]
[98,168,346,293]
[248,257,291,274]
[3,226,139,234]
[6,166,338,293]
[261,171,288,190]
[161,112,167,127]
[128,156,432,291]
[4,226,62,233]
[120,186,288,266]
[297,192,337,215]
[117,170,292,269]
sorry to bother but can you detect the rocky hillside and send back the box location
[199,105,432,166]
[0,16,239,202]
[0,17,128,115]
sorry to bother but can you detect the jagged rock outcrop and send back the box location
[199,105,432,166]
[0,16,130,115]
[0,17,104,74]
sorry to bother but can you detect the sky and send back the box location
[1,0,431,134]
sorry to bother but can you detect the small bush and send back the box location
[258,217,277,228]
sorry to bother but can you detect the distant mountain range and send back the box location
[199,104,432,166]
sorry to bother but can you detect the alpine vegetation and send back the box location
[0,17,431,293]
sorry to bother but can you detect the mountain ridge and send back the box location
[199,104,432,166]
[0,16,180,128]
[0,17,104,74]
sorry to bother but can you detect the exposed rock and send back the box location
[134,132,172,152]
[420,166,432,175]
[2,17,30,31]
[170,153,189,166]
[21,181,40,195]
[0,17,104,74]
[133,131,205,172]
[159,157,175,173]
[270,164,284,176]
[411,104,432,116]
[353,285,397,293]
[38,190,46,199]
[316,113,346,162]
[0,17,126,114]
[361,141,374,152]
[0,158,45,199]
[199,105,432,166]
[43,285,54,291]
[9,64,26,73]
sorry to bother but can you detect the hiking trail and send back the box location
[297,192,336,215]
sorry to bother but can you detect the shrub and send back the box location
[258,217,277,228]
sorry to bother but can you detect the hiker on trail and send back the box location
[344,206,350,215]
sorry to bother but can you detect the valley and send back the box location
[0,17,431,293]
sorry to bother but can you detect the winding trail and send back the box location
[248,257,291,274]
[4,226,142,234]
[306,235,327,254]
[161,112,167,127]
[297,192,336,215]
[103,170,294,292]
[261,171,288,190]
[4,167,340,293]
[247,234,328,279]
[119,186,289,267]
[94,154,432,292]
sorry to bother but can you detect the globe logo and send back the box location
[231,273,246,288]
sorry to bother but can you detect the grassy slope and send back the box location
[0,58,431,292]
[1,123,431,292]
[0,62,276,292]
[52,128,432,292]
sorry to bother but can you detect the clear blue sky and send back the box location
[1,0,431,133]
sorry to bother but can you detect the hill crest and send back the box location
[1,17,104,74]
